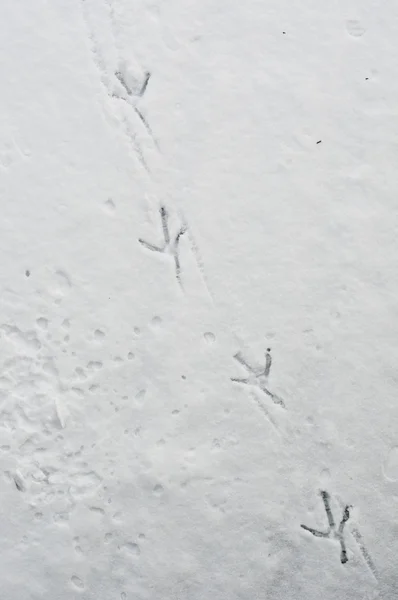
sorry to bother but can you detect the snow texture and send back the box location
[0,0,397,598]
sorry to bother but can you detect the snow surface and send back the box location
[0,0,397,598]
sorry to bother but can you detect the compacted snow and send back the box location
[0,0,397,598]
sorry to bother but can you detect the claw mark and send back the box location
[301,491,351,564]
[139,72,151,97]
[231,348,285,408]
[14,473,25,492]
[139,206,186,285]
[160,206,170,245]
[264,347,272,378]
[173,224,187,283]
[115,70,134,96]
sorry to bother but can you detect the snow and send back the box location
[0,0,397,598]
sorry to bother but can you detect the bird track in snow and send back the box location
[231,348,285,408]
[138,206,187,286]
[301,490,351,564]
[79,0,156,170]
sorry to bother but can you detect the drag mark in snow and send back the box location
[351,527,378,580]
[231,348,285,408]
[178,213,215,303]
[139,206,187,286]
[301,490,351,564]
[248,390,282,436]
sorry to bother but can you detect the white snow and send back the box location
[0,0,397,598]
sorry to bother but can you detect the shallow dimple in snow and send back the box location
[1,324,41,351]
[135,389,146,403]
[104,198,116,213]
[87,360,103,371]
[51,270,72,296]
[204,331,216,344]
[123,542,140,556]
[36,317,49,330]
[150,315,162,329]
[71,575,85,590]
[94,328,105,341]
[61,319,70,330]
[383,447,398,481]
[75,366,87,380]
[69,471,102,497]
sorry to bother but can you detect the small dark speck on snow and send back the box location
[316,140,322,144]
